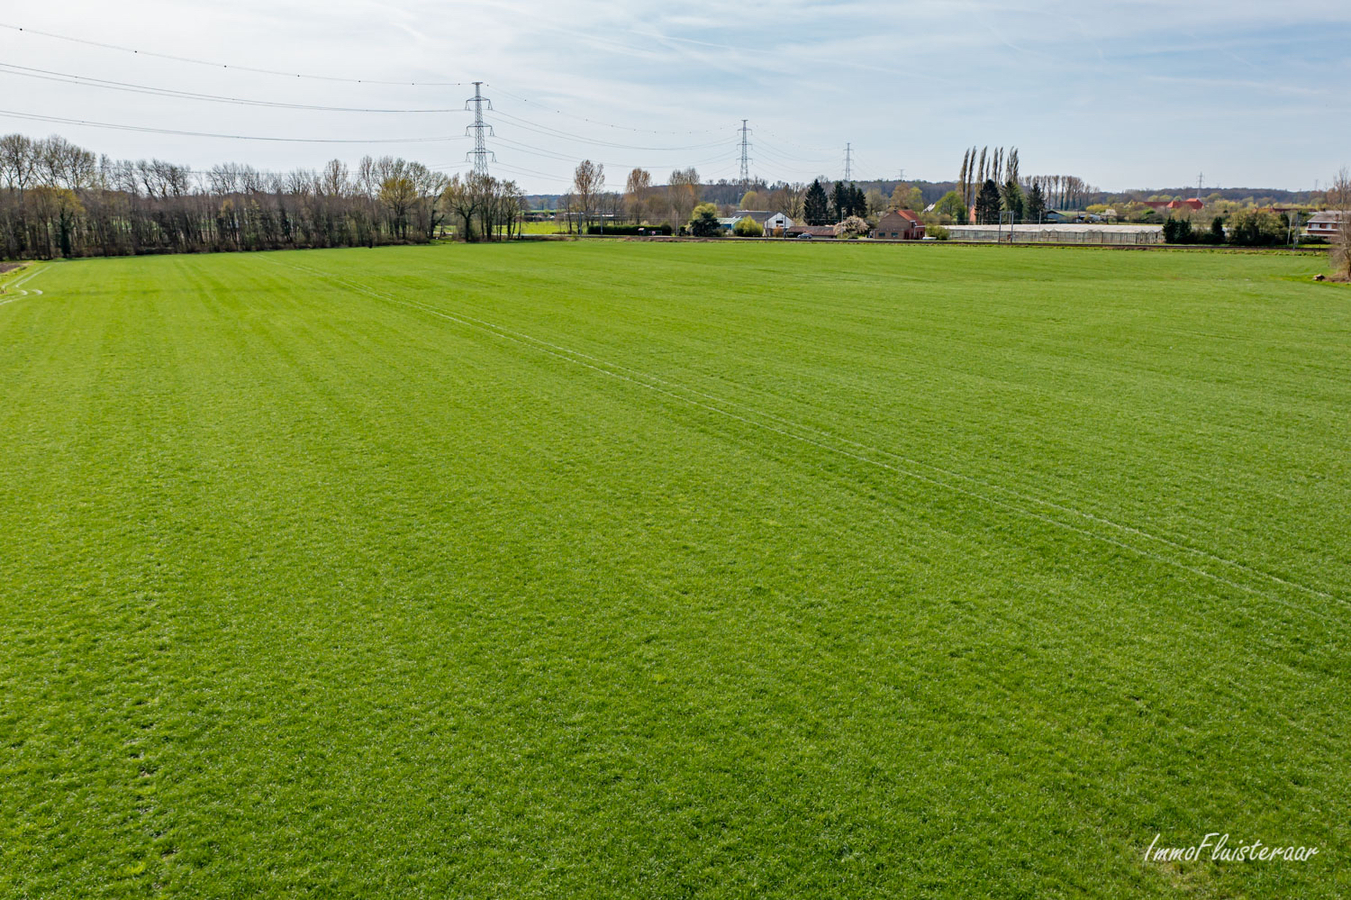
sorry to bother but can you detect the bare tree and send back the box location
[440,173,523,243]
[572,160,605,233]
[442,173,482,242]
[667,167,701,227]
[378,173,417,239]
[1331,167,1351,278]
[0,131,505,259]
[624,167,652,223]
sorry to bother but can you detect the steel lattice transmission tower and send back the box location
[844,143,853,181]
[738,119,752,191]
[465,82,495,177]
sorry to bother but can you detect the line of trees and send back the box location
[558,163,892,233]
[954,146,1095,225]
[0,132,529,259]
[958,146,1021,208]
[558,163,709,233]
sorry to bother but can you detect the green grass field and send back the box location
[2,243,1347,897]
[517,220,567,234]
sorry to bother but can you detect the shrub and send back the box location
[732,217,764,237]
[688,203,722,238]
[1227,209,1283,246]
[927,223,950,241]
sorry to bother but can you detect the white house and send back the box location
[1307,210,1348,239]
[764,212,794,233]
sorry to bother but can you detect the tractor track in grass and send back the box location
[0,265,45,305]
[267,255,1345,617]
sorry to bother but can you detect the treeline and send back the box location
[1166,210,1313,247]
[558,161,903,233]
[0,133,528,260]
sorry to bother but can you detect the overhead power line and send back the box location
[752,137,832,165]
[490,85,721,136]
[0,109,468,143]
[0,63,463,113]
[489,108,728,152]
[0,22,470,86]
[756,129,836,155]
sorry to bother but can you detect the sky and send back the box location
[2,0,1348,193]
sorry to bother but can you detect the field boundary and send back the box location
[265,255,1343,617]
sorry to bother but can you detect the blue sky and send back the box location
[2,1,1348,192]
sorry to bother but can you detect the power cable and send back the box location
[490,85,721,136]
[0,109,467,143]
[489,108,728,152]
[0,62,463,112]
[0,22,469,86]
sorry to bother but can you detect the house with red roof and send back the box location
[1142,198,1204,212]
[871,209,926,240]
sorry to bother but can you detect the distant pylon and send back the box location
[844,143,853,181]
[738,119,752,191]
[465,82,495,177]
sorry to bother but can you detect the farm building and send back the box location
[870,209,925,240]
[733,210,775,226]
[1306,210,1349,239]
[945,224,1164,245]
[763,212,794,232]
[785,225,837,239]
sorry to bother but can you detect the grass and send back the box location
[518,220,568,234]
[1,242,1347,898]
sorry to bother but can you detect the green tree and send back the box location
[732,216,764,237]
[1227,209,1283,246]
[804,180,830,226]
[850,184,868,218]
[890,183,924,211]
[739,190,761,210]
[688,202,722,237]
[1025,183,1046,223]
[932,190,965,222]
[832,181,848,222]
[864,188,886,216]
[1001,179,1025,223]
[976,179,1002,225]
[1163,217,1194,244]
